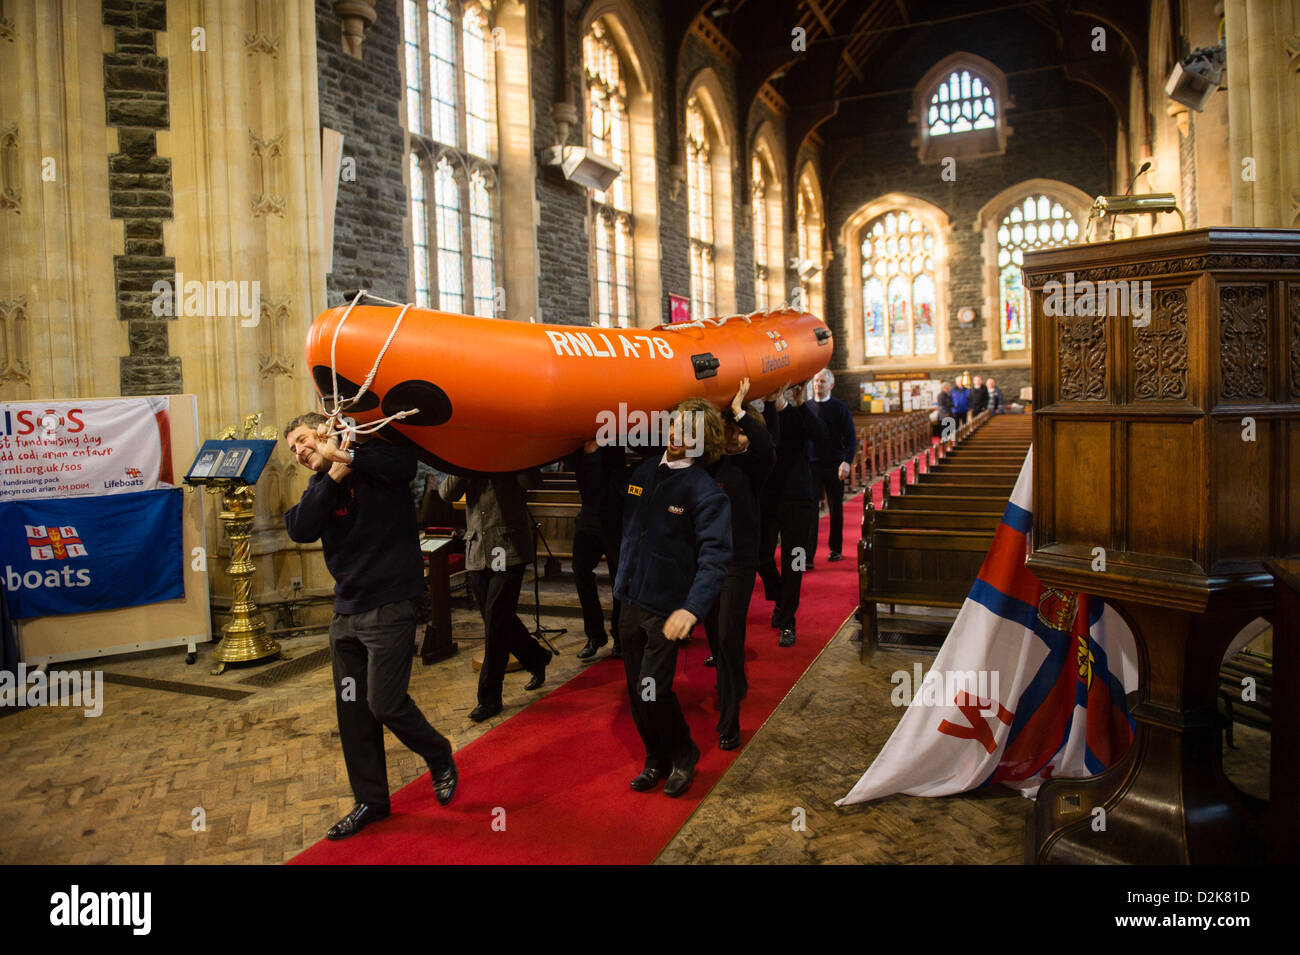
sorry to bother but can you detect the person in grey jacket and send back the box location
[439,470,551,721]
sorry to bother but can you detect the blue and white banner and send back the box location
[0,488,184,620]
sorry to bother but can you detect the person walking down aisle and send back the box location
[805,369,856,564]
[439,469,553,722]
[758,381,829,648]
[615,399,732,797]
[284,414,457,841]
[705,378,775,751]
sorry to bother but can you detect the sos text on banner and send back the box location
[0,488,184,620]
[0,398,173,503]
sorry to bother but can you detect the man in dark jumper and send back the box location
[284,412,457,841]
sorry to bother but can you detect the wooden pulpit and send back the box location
[1021,228,1300,864]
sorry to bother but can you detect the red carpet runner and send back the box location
[291,504,867,865]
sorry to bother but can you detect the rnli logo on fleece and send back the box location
[628,485,643,497]
[667,505,684,515]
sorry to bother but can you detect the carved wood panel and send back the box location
[1290,285,1300,398]
[1219,285,1268,400]
[1058,315,1107,401]
[1133,288,1188,400]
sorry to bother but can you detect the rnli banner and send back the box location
[0,488,184,620]
[837,451,1139,805]
[0,397,173,503]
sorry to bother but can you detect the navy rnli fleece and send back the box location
[284,440,425,615]
[614,456,732,622]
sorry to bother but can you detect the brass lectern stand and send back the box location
[1021,228,1300,864]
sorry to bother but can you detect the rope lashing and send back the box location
[319,289,422,441]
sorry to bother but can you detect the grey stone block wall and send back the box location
[316,0,409,307]
[104,0,180,395]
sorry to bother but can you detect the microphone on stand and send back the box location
[1112,161,1153,238]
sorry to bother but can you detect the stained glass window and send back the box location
[928,69,996,137]
[687,97,715,320]
[861,210,938,358]
[428,0,458,147]
[403,1,500,315]
[410,153,431,307]
[435,157,464,313]
[752,155,769,310]
[463,3,495,160]
[405,0,423,135]
[585,19,634,326]
[996,194,1079,351]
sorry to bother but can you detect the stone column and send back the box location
[0,0,125,401]
[1226,0,1300,226]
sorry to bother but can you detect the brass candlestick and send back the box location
[208,414,282,675]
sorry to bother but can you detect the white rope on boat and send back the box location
[319,289,422,441]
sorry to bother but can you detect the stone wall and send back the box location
[315,0,409,306]
[104,0,179,395]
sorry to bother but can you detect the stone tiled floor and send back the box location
[0,577,1270,865]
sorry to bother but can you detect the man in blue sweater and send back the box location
[284,413,457,841]
[615,398,732,798]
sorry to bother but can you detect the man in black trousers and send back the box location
[439,469,552,722]
[805,369,856,565]
[615,398,731,798]
[705,378,775,750]
[569,441,626,661]
[758,381,829,647]
[284,413,457,841]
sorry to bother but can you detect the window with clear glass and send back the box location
[752,155,768,311]
[403,1,499,316]
[927,70,996,137]
[687,98,715,320]
[996,194,1078,352]
[796,183,822,315]
[585,19,634,327]
[861,210,938,358]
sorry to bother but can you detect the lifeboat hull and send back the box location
[304,306,832,474]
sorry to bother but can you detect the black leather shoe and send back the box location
[629,766,665,791]
[719,732,740,751]
[779,628,796,647]
[430,759,458,806]
[524,649,552,691]
[664,742,701,798]
[326,803,389,841]
[576,634,608,660]
[468,700,503,722]
[828,552,843,562]
[704,655,716,667]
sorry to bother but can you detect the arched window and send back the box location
[403,0,500,316]
[912,53,1010,163]
[974,179,1091,361]
[861,211,938,358]
[749,136,783,313]
[752,155,769,310]
[996,195,1079,352]
[585,19,634,327]
[927,69,996,137]
[795,165,824,318]
[687,97,715,320]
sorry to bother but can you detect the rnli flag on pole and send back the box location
[0,488,184,620]
[837,450,1139,805]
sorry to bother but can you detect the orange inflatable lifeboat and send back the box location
[304,300,832,474]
